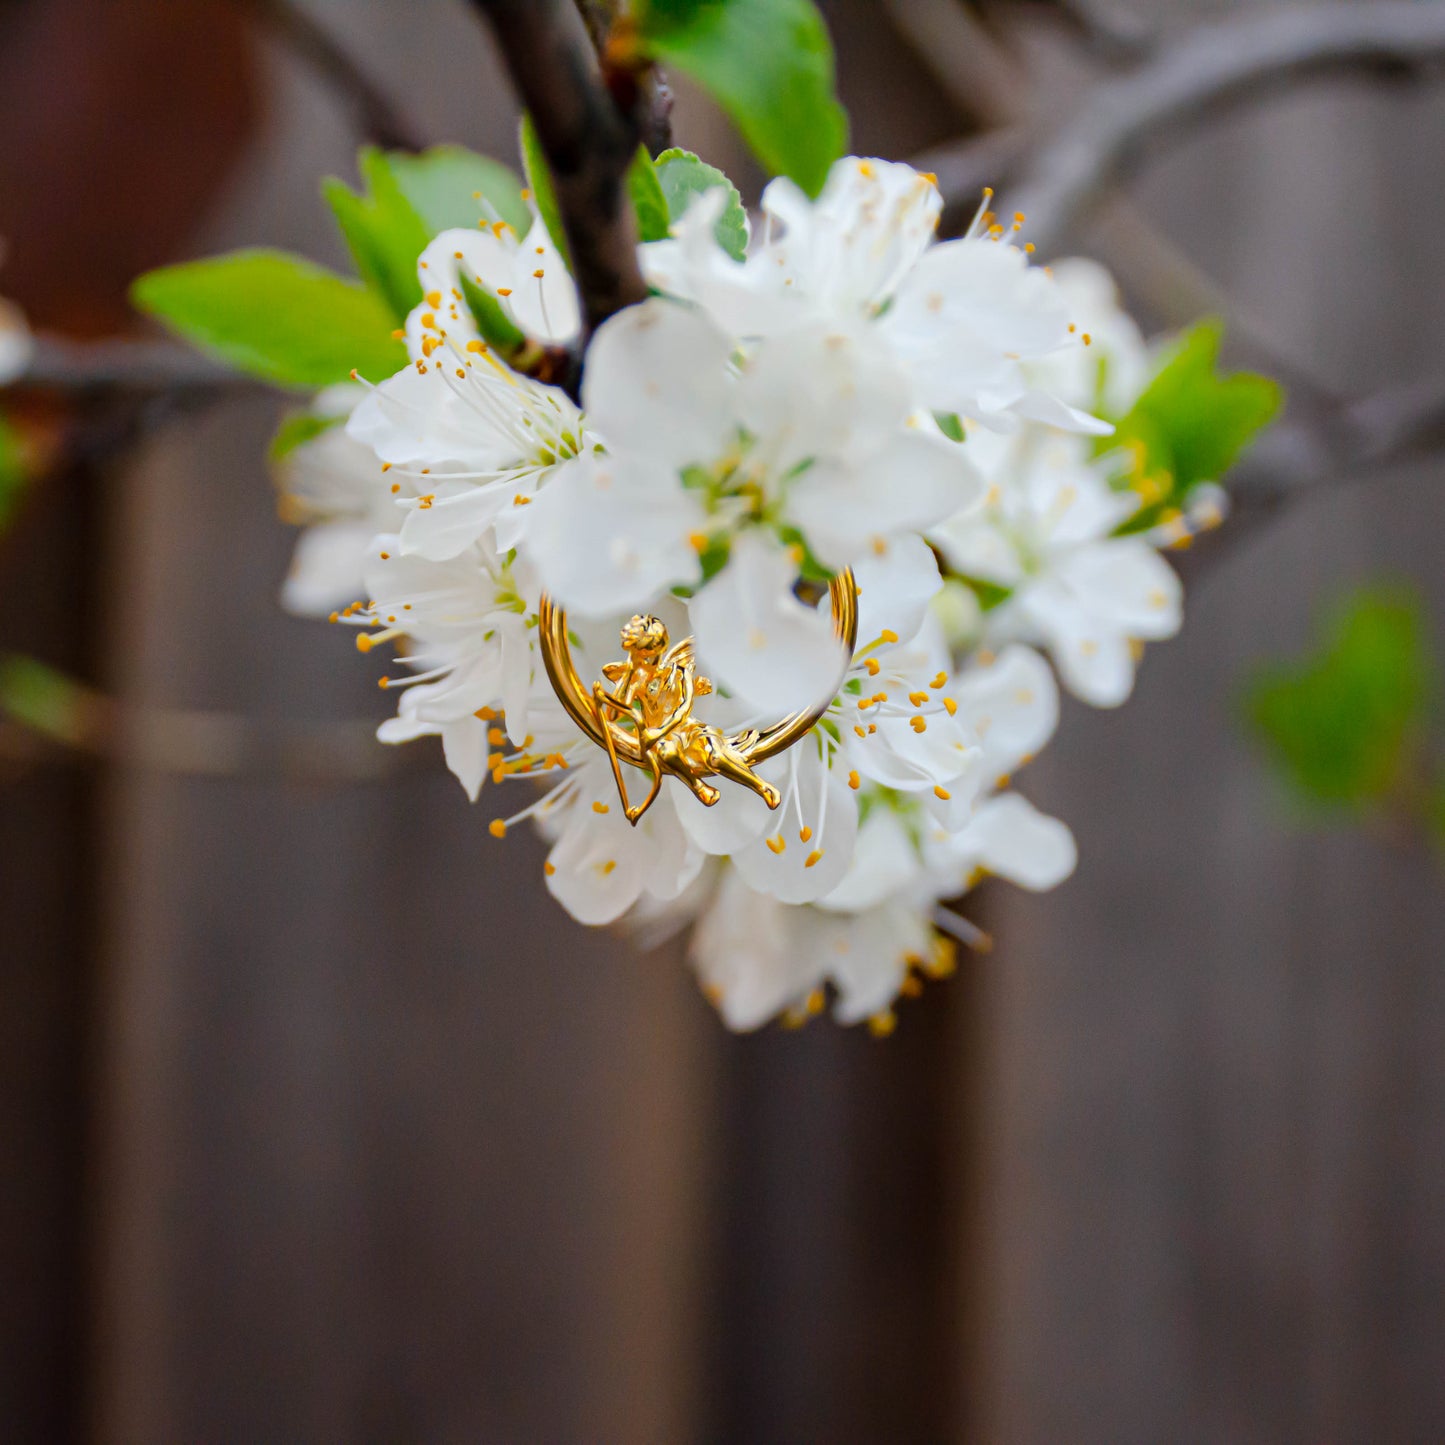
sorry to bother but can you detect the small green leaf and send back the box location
[0,412,27,534]
[323,146,433,321]
[132,250,406,389]
[957,576,1013,613]
[269,409,344,463]
[933,411,965,443]
[1111,319,1282,531]
[0,653,90,746]
[636,0,847,197]
[386,145,531,236]
[627,147,672,244]
[519,114,571,269]
[457,270,527,355]
[653,148,748,260]
[1245,586,1431,812]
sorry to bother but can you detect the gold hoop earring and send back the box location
[537,570,859,825]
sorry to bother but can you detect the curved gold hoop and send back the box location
[538,570,858,791]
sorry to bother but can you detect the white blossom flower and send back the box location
[406,217,579,360]
[347,532,538,799]
[274,384,402,616]
[641,155,1109,434]
[932,430,1182,706]
[527,296,981,714]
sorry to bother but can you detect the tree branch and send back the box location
[467,0,648,381]
[243,0,423,151]
[1007,2,1445,253]
[1182,377,1445,583]
[10,335,257,396]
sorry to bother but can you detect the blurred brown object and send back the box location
[0,5,257,1443]
[0,0,258,334]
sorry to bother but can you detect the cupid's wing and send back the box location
[659,635,696,673]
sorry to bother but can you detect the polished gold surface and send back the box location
[538,570,858,824]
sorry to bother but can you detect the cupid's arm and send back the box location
[643,670,696,745]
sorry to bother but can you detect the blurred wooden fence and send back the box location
[1,1,1442,1441]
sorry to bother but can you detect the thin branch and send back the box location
[0,670,424,783]
[243,0,423,151]
[1007,2,1445,253]
[467,0,648,382]
[10,335,258,396]
[1182,377,1445,582]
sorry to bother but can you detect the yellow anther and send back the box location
[803,849,823,869]
[488,819,507,838]
[766,835,786,855]
[848,770,861,789]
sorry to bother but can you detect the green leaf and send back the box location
[0,412,26,534]
[627,147,672,244]
[131,250,406,389]
[457,270,527,355]
[636,0,847,197]
[1110,319,1282,531]
[386,145,531,237]
[269,409,344,463]
[323,146,433,321]
[652,148,748,260]
[933,411,965,443]
[0,653,90,746]
[519,114,571,269]
[1245,586,1431,811]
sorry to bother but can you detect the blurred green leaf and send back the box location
[269,409,343,463]
[386,145,531,236]
[323,147,433,321]
[0,412,26,534]
[1111,319,1282,532]
[1246,586,1431,811]
[131,250,406,389]
[627,147,672,244]
[636,0,847,197]
[0,653,90,746]
[652,148,748,260]
[519,114,571,270]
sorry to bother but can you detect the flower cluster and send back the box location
[275,156,1204,1032]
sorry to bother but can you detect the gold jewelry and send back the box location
[537,570,858,825]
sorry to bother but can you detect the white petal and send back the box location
[348,362,514,471]
[689,533,848,715]
[525,451,705,617]
[280,520,373,616]
[1018,581,1137,706]
[691,869,820,1030]
[951,644,1059,776]
[961,792,1077,890]
[1051,539,1182,640]
[817,807,921,913]
[736,320,910,477]
[784,430,981,570]
[820,900,934,1025]
[850,533,942,646]
[582,297,737,469]
[733,750,859,905]
[440,717,490,801]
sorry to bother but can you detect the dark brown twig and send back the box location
[468,0,648,386]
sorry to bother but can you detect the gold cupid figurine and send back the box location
[592,615,782,824]
[535,572,857,829]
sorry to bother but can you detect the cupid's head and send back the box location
[620,614,668,659]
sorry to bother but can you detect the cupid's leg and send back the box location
[625,748,666,824]
[592,683,635,817]
[711,746,782,809]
